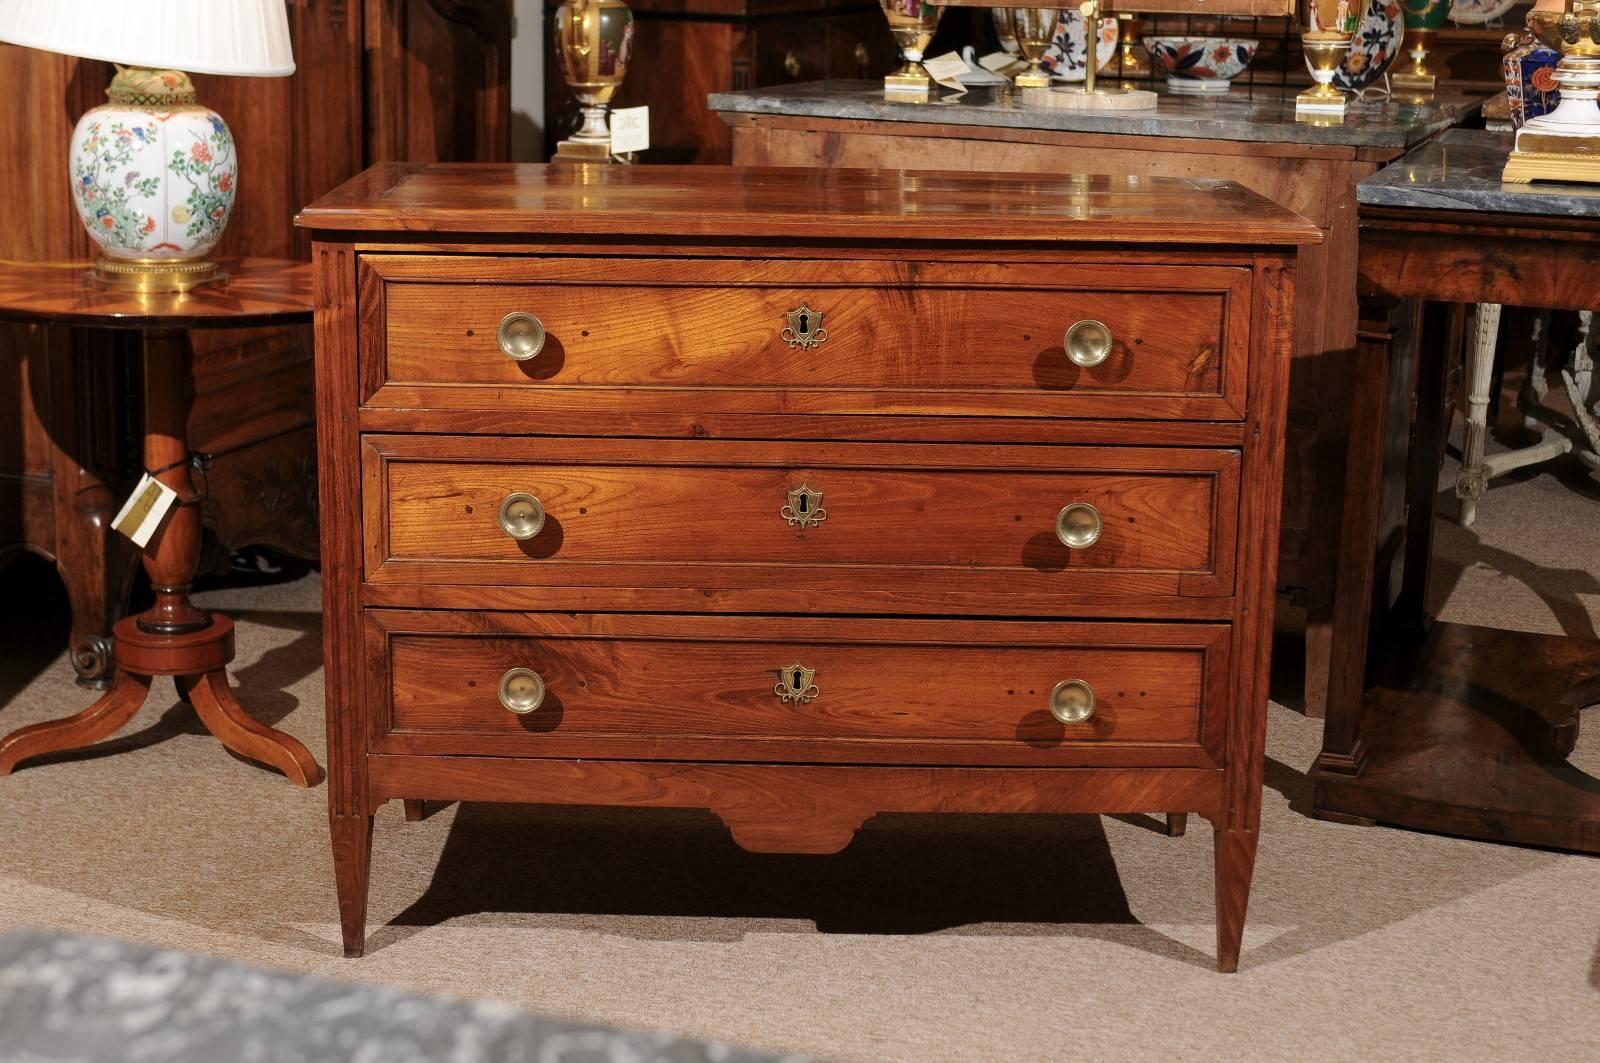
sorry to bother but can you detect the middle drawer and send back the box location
[363,436,1240,612]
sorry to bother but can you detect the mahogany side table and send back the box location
[0,259,322,786]
[1313,130,1600,852]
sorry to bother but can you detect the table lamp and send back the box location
[0,0,294,292]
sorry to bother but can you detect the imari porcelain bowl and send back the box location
[68,66,237,267]
[1143,37,1260,94]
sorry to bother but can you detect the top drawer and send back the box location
[361,256,1253,422]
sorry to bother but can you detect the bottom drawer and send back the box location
[370,612,1231,768]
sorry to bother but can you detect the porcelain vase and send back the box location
[68,66,237,288]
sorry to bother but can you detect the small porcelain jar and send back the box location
[68,66,237,288]
[1503,32,1562,129]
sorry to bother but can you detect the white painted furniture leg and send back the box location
[1455,302,1503,527]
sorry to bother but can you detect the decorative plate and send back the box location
[1332,0,1403,92]
[1143,37,1260,81]
[1448,0,1519,25]
[1039,9,1119,82]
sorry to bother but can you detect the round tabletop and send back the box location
[0,258,312,330]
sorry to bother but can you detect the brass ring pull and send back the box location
[784,50,802,78]
[1055,502,1102,549]
[498,667,546,714]
[497,492,547,540]
[1064,318,1112,368]
[497,311,546,361]
[1049,679,1096,724]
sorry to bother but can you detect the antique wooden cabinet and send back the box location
[544,0,897,164]
[0,0,510,686]
[298,164,1318,970]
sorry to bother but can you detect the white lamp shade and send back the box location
[0,0,294,77]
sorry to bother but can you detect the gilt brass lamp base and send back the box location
[1391,70,1436,92]
[1502,53,1600,184]
[1502,146,1600,184]
[553,137,614,163]
[885,63,934,97]
[1296,85,1348,115]
[1025,84,1158,110]
[90,257,227,294]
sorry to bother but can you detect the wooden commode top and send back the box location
[297,162,1322,245]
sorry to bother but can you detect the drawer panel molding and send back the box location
[362,435,1242,603]
[360,256,1253,422]
[367,610,1232,768]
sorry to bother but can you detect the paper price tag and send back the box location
[921,51,971,96]
[609,106,650,155]
[978,50,1024,74]
[111,474,178,549]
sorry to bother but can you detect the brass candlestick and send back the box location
[1503,0,1600,183]
[552,0,634,163]
[1064,1,1131,99]
[1116,12,1149,77]
[881,0,943,97]
[1392,0,1450,93]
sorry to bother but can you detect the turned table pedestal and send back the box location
[0,260,321,786]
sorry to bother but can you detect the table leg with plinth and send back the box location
[0,330,320,785]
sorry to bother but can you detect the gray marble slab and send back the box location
[1358,127,1600,217]
[709,79,1486,150]
[0,929,808,1063]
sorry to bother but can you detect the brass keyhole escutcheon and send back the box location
[782,483,827,529]
[497,492,547,540]
[774,661,819,704]
[499,667,546,715]
[1055,502,1103,549]
[781,305,828,349]
[497,311,547,361]
[1049,679,1096,724]
[1064,318,1112,368]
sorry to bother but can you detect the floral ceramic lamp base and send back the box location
[72,67,236,293]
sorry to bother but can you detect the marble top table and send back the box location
[0,929,806,1063]
[710,79,1485,150]
[1316,125,1600,856]
[1358,127,1600,217]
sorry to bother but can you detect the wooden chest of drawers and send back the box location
[298,165,1318,971]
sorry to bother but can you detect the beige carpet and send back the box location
[2,444,1597,1062]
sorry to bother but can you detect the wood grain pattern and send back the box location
[366,755,1228,854]
[296,164,1324,246]
[375,611,1230,767]
[549,1,895,164]
[370,256,1249,421]
[301,164,1304,968]
[365,436,1238,602]
[718,110,1382,721]
[1318,201,1600,854]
